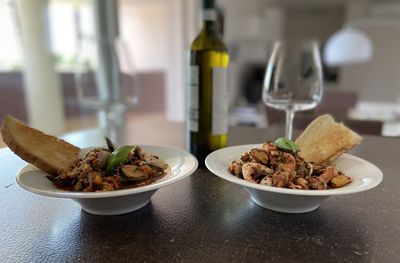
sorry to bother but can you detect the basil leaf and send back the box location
[106,145,136,172]
[274,137,299,153]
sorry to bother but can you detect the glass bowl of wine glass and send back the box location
[263,39,324,140]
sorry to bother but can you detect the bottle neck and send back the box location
[202,8,217,31]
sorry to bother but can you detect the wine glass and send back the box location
[74,37,139,146]
[263,40,323,140]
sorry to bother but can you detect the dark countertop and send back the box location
[1,126,399,262]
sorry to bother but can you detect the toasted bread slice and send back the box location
[295,114,362,164]
[1,115,80,176]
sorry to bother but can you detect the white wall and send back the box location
[218,0,286,108]
[285,7,344,43]
[17,0,65,134]
[218,0,344,108]
[340,24,400,102]
[119,2,169,72]
[119,0,186,121]
[339,1,400,102]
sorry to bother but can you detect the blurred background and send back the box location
[1,0,400,147]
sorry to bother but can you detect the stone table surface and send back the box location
[1,126,399,262]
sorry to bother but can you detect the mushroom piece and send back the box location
[142,153,169,170]
[249,148,269,165]
[121,165,149,182]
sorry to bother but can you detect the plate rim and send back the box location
[205,144,383,196]
[16,145,198,199]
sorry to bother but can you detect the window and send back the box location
[48,0,94,71]
[0,0,22,71]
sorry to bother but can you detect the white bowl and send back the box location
[205,144,383,213]
[17,145,198,215]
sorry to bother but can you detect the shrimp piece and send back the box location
[262,142,277,153]
[240,151,252,164]
[319,167,338,183]
[288,182,303,189]
[277,152,297,172]
[260,176,273,186]
[228,161,242,178]
[272,171,290,187]
[242,163,273,183]
[309,176,328,190]
[295,177,309,189]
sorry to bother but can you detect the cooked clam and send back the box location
[249,148,269,165]
[121,165,149,182]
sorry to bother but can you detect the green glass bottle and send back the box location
[188,0,229,166]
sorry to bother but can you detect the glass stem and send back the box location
[99,108,126,147]
[285,109,295,140]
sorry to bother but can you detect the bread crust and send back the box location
[295,114,362,164]
[1,115,80,176]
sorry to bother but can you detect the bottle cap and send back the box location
[203,0,215,9]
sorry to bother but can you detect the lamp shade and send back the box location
[323,26,373,66]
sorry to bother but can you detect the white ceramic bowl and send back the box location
[17,145,198,215]
[205,144,383,213]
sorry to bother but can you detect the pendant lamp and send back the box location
[323,26,373,66]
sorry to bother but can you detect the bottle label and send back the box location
[189,65,199,132]
[212,67,228,135]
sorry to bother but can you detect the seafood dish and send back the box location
[228,139,352,190]
[0,115,169,192]
[50,145,169,192]
[227,115,363,190]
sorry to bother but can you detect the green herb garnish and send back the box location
[105,145,136,172]
[274,137,299,153]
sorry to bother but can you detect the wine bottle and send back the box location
[188,0,229,165]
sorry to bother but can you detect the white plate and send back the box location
[205,144,383,213]
[17,145,198,215]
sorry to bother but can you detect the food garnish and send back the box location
[106,145,136,172]
[274,137,299,153]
